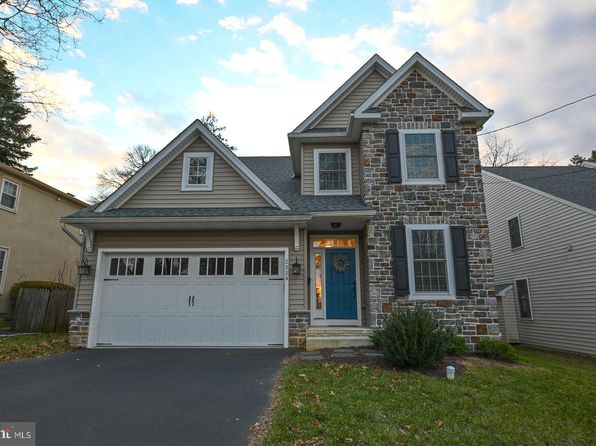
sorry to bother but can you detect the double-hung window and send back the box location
[406,225,455,298]
[1,179,20,212]
[508,215,523,249]
[181,152,214,191]
[399,129,445,184]
[314,148,352,195]
[515,278,533,319]
[0,248,8,293]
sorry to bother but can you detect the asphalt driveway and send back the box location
[0,348,291,446]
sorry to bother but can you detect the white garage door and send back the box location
[95,251,286,347]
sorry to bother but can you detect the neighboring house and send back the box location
[0,163,87,315]
[62,52,500,349]
[483,165,596,356]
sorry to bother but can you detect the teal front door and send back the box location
[325,249,357,319]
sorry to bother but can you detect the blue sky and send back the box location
[15,0,596,199]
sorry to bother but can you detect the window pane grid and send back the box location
[198,257,233,276]
[412,230,448,292]
[110,257,144,276]
[244,257,280,276]
[186,156,208,185]
[1,180,19,209]
[404,133,439,179]
[154,257,189,276]
[318,152,347,191]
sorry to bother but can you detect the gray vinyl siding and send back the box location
[122,137,270,208]
[75,230,306,313]
[315,69,387,129]
[484,172,596,355]
[301,144,360,196]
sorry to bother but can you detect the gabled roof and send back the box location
[484,166,596,213]
[95,120,290,212]
[292,54,395,134]
[354,52,493,124]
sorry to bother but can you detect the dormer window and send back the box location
[181,152,214,191]
[314,148,352,195]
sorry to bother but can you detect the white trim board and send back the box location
[181,152,214,191]
[95,120,290,212]
[313,148,353,195]
[0,177,21,213]
[483,170,596,217]
[399,129,446,185]
[86,246,290,348]
[0,245,10,294]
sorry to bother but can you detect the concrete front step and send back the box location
[305,327,374,351]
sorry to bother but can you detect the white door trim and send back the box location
[309,234,362,327]
[87,247,289,348]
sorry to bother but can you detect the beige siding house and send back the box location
[63,53,499,350]
[0,163,87,314]
[484,166,596,355]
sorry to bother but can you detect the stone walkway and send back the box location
[300,347,383,361]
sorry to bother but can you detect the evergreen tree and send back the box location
[569,154,586,166]
[0,57,38,174]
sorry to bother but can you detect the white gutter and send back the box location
[60,222,83,246]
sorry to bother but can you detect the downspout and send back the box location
[61,222,83,246]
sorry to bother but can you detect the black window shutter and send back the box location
[450,226,471,295]
[391,226,409,296]
[385,129,402,183]
[442,131,459,182]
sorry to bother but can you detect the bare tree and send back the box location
[480,133,528,167]
[533,153,560,167]
[90,145,156,203]
[200,112,236,150]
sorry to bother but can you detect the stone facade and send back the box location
[360,70,500,348]
[289,311,310,347]
[68,310,90,348]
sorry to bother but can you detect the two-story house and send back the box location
[0,163,87,315]
[62,53,499,349]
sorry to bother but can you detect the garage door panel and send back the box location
[96,252,285,347]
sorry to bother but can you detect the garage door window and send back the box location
[154,257,189,276]
[244,257,279,276]
[109,257,144,276]
[198,257,233,276]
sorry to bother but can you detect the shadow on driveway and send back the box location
[0,348,291,446]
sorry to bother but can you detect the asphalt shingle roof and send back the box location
[65,156,373,220]
[484,166,596,212]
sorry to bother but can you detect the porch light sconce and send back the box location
[331,222,342,229]
[78,257,91,276]
[291,258,302,275]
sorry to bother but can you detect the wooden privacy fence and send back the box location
[13,287,75,333]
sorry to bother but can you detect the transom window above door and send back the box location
[314,148,352,195]
[181,152,214,191]
[399,129,445,184]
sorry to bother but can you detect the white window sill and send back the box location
[0,205,17,214]
[409,294,455,301]
[181,185,213,192]
[314,190,351,196]
[402,179,446,186]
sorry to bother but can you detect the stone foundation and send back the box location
[289,311,310,348]
[68,310,90,348]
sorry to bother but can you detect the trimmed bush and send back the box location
[476,339,520,362]
[371,305,449,368]
[445,331,468,355]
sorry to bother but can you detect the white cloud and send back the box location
[217,0,226,5]
[219,40,287,75]
[104,0,148,20]
[176,0,200,5]
[268,0,311,11]
[176,29,210,43]
[259,14,307,45]
[218,15,262,31]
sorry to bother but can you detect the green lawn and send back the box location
[0,334,73,362]
[262,348,596,445]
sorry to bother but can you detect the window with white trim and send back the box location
[406,225,455,298]
[314,148,352,195]
[1,179,20,211]
[181,152,214,191]
[244,257,280,276]
[154,257,189,276]
[198,257,234,276]
[109,257,144,276]
[399,129,445,184]
[0,248,8,292]
[515,278,533,319]
[508,216,523,249]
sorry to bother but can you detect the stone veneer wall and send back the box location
[289,311,310,347]
[68,310,90,348]
[361,70,500,348]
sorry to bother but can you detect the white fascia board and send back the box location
[483,170,596,217]
[354,52,491,120]
[292,54,395,134]
[96,120,290,212]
